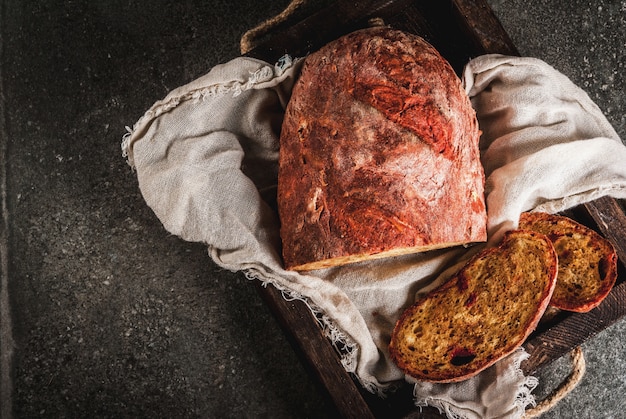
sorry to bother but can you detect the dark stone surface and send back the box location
[1,0,624,417]
[2,1,335,417]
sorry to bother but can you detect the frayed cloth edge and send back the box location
[512,351,539,417]
[120,54,299,168]
[241,268,392,397]
[242,269,361,370]
[413,348,538,419]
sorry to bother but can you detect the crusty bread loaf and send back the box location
[277,27,486,271]
[519,212,617,313]
[389,230,558,382]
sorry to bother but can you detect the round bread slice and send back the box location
[277,27,486,271]
[519,211,617,313]
[389,230,558,383]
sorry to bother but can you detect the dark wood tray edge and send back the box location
[246,0,626,417]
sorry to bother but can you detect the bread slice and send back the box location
[277,27,486,271]
[389,230,558,382]
[519,211,617,313]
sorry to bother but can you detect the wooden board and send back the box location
[245,1,626,417]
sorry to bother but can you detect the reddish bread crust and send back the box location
[519,211,618,313]
[277,27,486,271]
[389,230,558,382]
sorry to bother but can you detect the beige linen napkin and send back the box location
[122,53,626,418]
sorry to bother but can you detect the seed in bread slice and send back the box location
[519,211,617,313]
[389,230,558,382]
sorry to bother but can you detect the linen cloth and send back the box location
[122,53,626,418]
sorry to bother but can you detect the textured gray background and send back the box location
[1,0,624,418]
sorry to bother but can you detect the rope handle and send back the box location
[240,0,308,55]
[239,0,386,55]
[525,346,586,418]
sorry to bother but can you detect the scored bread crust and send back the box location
[519,211,617,312]
[277,27,486,271]
[389,230,558,383]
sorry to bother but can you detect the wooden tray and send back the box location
[245,1,626,417]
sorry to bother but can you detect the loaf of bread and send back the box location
[389,230,558,382]
[277,27,487,271]
[519,212,617,312]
